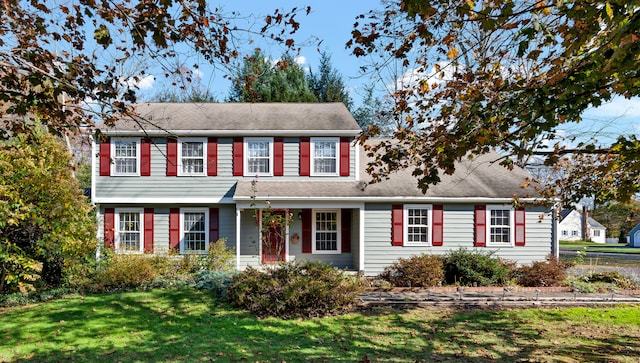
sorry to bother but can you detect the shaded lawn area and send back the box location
[1,289,640,362]
[560,241,640,254]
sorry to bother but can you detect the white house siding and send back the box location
[362,204,553,276]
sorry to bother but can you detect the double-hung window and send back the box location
[311,138,339,176]
[115,209,143,253]
[312,209,340,254]
[404,204,432,245]
[179,138,206,176]
[181,209,209,253]
[245,138,273,176]
[112,138,140,176]
[487,207,513,246]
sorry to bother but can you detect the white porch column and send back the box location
[359,206,365,274]
[236,206,241,271]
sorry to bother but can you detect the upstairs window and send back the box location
[311,138,339,176]
[112,138,140,176]
[179,138,206,176]
[245,138,273,176]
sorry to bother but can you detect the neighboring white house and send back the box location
[558,209,607,243]
[92,102,557,275]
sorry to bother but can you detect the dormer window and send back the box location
[311,137,339,176]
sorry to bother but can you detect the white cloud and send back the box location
[124,74,155,90]
[582,96,640,120]
[295,56,306,65]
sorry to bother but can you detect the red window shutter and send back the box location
[432,204,444,246]
[340,137,350,177]
[391,204,403,246]
[515,207,526,246]
[141,138,151,176]
[99,137,111,176]
[207,137,218,176]
[274,137,284,176]
[341,209,351,253]
[233,137,244,176]
[301,209,312,253]
[144,208,154,253]
[169,208,180,251]
[104,208,115,248]
[209,208,220,243]
[474,205,487,247]
[166,139,178,176]
[299,137,310,176]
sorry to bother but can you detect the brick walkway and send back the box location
[358,287,640,307]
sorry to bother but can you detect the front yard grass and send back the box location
[560,240,640,254]
[1,288,640,362]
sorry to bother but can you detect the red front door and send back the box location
[262,210,286,263]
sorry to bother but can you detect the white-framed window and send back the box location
[245,138,273,176]
[486,206,514,246]
[111,138,140,176]
[115,209,143,253]
[562,230,568,236]
[593,230,600,237]
[181,208,209,254]
[311,137,339,176]
[178,138,206,176]
[571,230,579,237]
[404,204,432,246]
[312,209,340,254]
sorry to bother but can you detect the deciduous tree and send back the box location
[0,129,96,293]
[0,1,307,137]
[349,0,640,202]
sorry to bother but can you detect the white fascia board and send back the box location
[236,201,365,210]
[234,196,548,204]
[93,196,235,204]
[101,129,362,137]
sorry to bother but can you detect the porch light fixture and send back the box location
[298,211,303,220]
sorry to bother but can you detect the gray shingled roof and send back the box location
[234,142,541,201]
[101,102,360,135]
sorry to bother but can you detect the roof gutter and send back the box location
[100,129,362,137]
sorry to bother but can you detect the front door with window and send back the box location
[262,210,287,263]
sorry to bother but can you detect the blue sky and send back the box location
[135,1,638,145]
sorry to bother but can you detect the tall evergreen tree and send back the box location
[228,51,316,102]
[307,52,352,109]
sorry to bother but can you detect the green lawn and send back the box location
[560,241,640,254]
[1,288,640,362]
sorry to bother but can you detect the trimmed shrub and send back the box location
[379,254,444,287]
[443,248,511,286]
[226,261,365,318]
[512,255,572,287]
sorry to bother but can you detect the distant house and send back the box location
[558,209,607,243]
[628,224,640,247]
[91,102,557,275]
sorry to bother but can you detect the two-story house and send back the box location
[92,102,557,275]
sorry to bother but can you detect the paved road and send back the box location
[560,249,640,260]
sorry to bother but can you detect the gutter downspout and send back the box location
[552,203,560,259]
